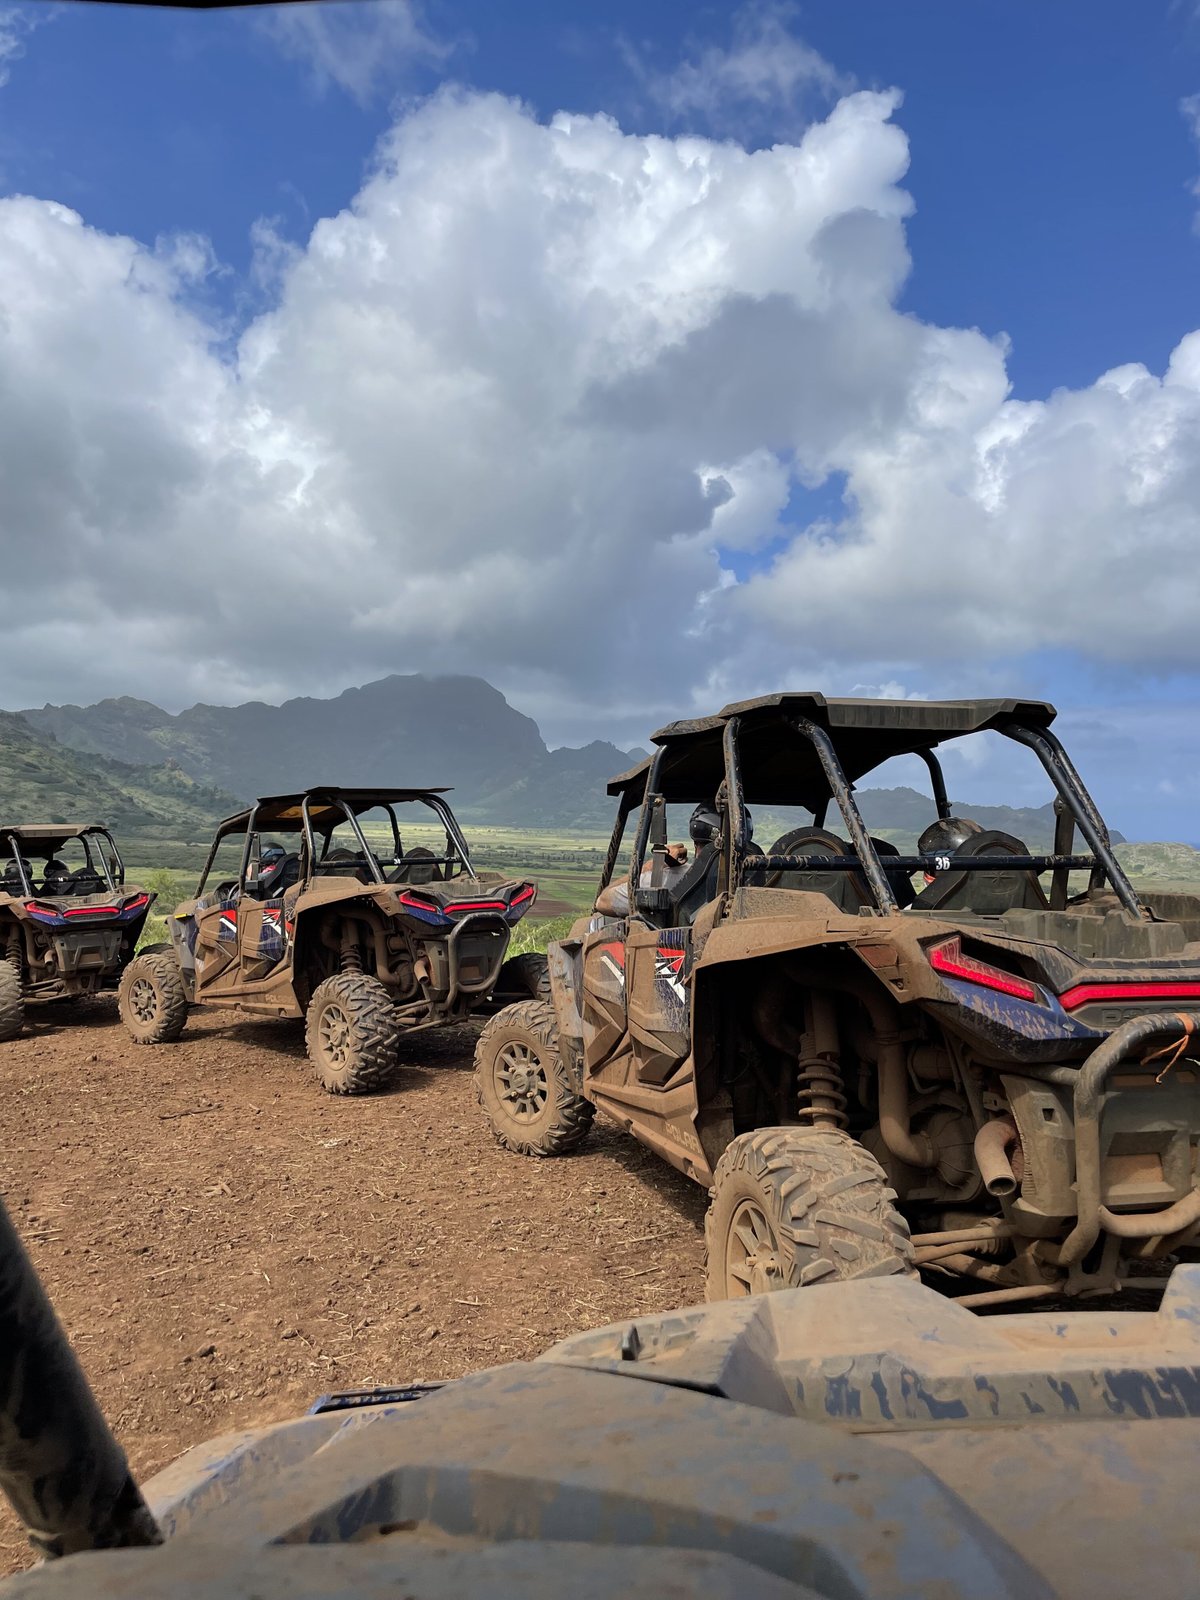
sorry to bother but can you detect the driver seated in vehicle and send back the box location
[916,817,983,885]
[595,802,735,919]
[254,841,288,898]
[2,857,34,896]
[595,840,689,918]
[41,859,73,896]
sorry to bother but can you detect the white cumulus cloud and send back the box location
[0,5,41,90]
[256,0,446,106]
[1,74,1199,750]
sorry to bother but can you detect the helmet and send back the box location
[260,842,286,866]
[917,817,983,856]
[2,857,32,889]
[689,806,722,848]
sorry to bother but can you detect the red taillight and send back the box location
[23,901,59,918]
[1059,980,1200,1011]
[511,884,536,908]
[928,936,1040,1002]
[123,893,150,913]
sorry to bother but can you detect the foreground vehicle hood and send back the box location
[8,1269,1200,1599]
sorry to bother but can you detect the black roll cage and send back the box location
[195,793,477,897]
[599,714,1144,921]
[2,827,123,898]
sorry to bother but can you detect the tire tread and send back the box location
[0,959,23,1043]
[705,1126,914,1299]
[475,999,594,1157]
[305,973,401,1095]
[118,952,188,1045]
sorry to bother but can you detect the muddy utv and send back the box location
[7,1189,1200,1599]
[0,824,153,1040]
[118,787,540,1093]
[476,693,1200,1309]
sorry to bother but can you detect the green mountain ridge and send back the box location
[0,711,244,846]
[19,676,642,830]
[6,678,1198,893]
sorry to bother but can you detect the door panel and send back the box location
[580,923,631,1070]
[192,898,241,997]
[237,898,290,983]
[625,924,691,1086]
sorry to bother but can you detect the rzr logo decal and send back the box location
[655,945,687,1001]
[258,906,286,961]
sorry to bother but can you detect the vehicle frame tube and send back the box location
[0,1199,160,1558]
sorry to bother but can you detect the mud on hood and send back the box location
[14,1270,1200,1600]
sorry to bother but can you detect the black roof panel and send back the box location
[608,694,1057,807]
[216,787,453,835]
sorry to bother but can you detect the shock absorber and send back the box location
[339,926,364,976]
[795,992,848,1130]
[796,1055,848,1128]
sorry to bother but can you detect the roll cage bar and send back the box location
[601,714,1144,921]
[2,827,123,897]
[194,792,477,897]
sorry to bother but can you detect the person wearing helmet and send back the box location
[594,805,720,918]
[41,859,73,896]
[687,804,722,853]
[917,816,983,885]
[254,841,289,899]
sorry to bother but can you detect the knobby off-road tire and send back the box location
[475,999,594,1157]
[497,951,553,1002]
[705,1127,914,1301]
[305,973,402,1095]
[118,952,188,1045]
[0,959,24,1042]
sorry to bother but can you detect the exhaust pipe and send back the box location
[974,1118,1020,1198]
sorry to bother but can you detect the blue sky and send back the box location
[2,1,1200,837]
[7,1,1198,393]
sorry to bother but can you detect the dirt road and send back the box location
[0,998,706,1570]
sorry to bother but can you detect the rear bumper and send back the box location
[1059,1011,1200,1266]
[46,927,126,981]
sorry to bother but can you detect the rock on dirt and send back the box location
[0,998,705,1572]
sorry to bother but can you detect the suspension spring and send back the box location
[796,1054,848,1129]
[339,931,364,975]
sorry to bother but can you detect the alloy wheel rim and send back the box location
[726,1199,786,1296]
[319,1002,352,1066]
[495,1039,548,1123]
[130,977,158,1024]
